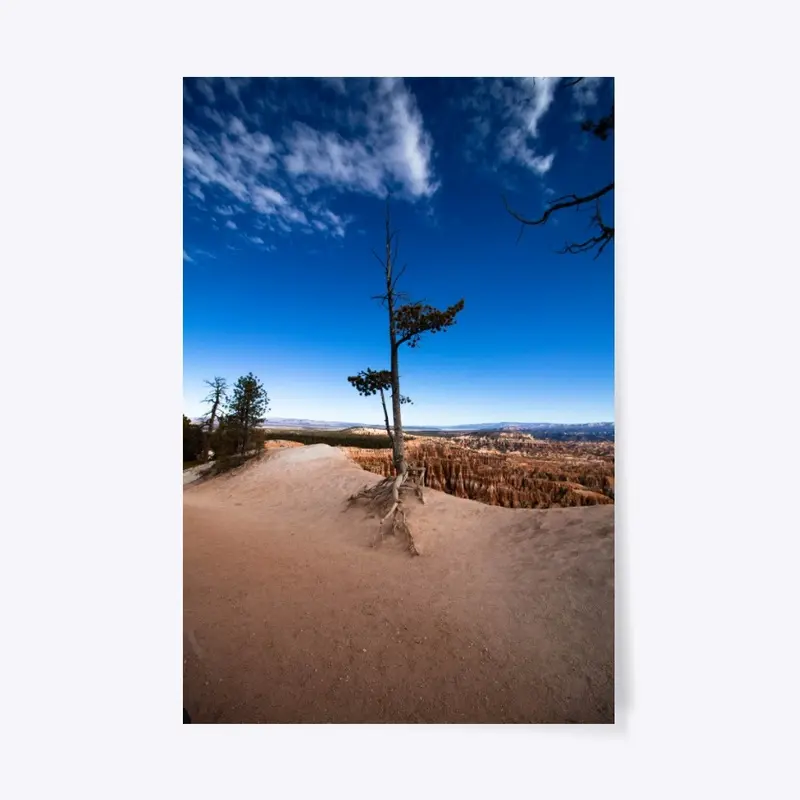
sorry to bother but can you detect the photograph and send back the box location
[183,76,615,723]
[7,0,797,793]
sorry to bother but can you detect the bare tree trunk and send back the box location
[389,343,407,476]
[381,204,408,479]
[241,396,251,455]
[201,397,220,462]
[378,387,395,448]
[200,379,227,462]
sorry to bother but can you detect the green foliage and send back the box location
[183,415,203,462]
[346,204,464,474]
[249,427,268,452]
[347,368,391,397]
[347,368,412,404]
[208,415,240,458]
[394,299,465,348]
[224,372,270,455]
[263,430,399,449]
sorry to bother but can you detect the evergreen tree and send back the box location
[225,373,270,455]
[183,415,204,463]
[347,368,411,447]
[365,203,463,479]
[345,203,464,549]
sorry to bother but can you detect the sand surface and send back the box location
[183,445,614,723]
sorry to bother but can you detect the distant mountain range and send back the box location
[255,418,614,434]
[189,416,614,440]
[192,417,615,441]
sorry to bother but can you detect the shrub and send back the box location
[183,416,204,463]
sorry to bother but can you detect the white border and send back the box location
[2,1,798,798]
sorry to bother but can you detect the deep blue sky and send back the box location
[183,78,614,425]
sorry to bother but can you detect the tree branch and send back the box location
[504,183,614,228]
[502,80,614,258]
[390,264,407,293]
[556,202,614,258]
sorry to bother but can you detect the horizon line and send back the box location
[258,418,615,428]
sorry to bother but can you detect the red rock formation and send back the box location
[342,437,614,509]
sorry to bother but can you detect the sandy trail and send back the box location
[183,445,614,723]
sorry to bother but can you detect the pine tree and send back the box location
[362,203,463,479]
[346,203,464,550]
[225,373,270,455]
[347,368,412,447]
[183,415,204,463]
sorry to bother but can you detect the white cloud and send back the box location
[200,106,226,128]
[318,209,346,238]
[221,78,252,115]
[183,78,435,239]
[183,129,249,202]
[283,78,437,199]
[320,77,347,94]
[195,79,215,104]
[497,77,559,175]
[225,220,237,230]
[246,235,265,245]
[499,128,555,175]
[462,77,560,176]
[252,185,288,214]
[572,77,604,109]
[518,77,559,138]
[183,249,193,262]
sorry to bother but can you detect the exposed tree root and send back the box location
[347,469,424,556]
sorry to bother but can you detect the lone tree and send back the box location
[505,77,614,258]
[224,372,270,456]
[199,376,227,462]
[347,205,464,551]
[347,368,412,446]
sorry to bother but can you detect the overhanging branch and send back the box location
[504,183,614,228]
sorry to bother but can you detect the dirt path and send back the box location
[183,445,614,723]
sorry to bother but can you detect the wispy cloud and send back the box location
[225,220,238,230]
[461,77,560,176]
[183,78,437,239]
[283,78,438,199]
[195,79,215,105]
[497,78,559,175]
[572,77,604,110]
[320,77,347,94]
[245,234,264,244]
[183,249,194,262]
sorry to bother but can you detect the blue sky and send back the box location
[183,78,614,425]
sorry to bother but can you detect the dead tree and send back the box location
[347,205,464,552]
[199,376,227,462]
[505,78,614,259]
